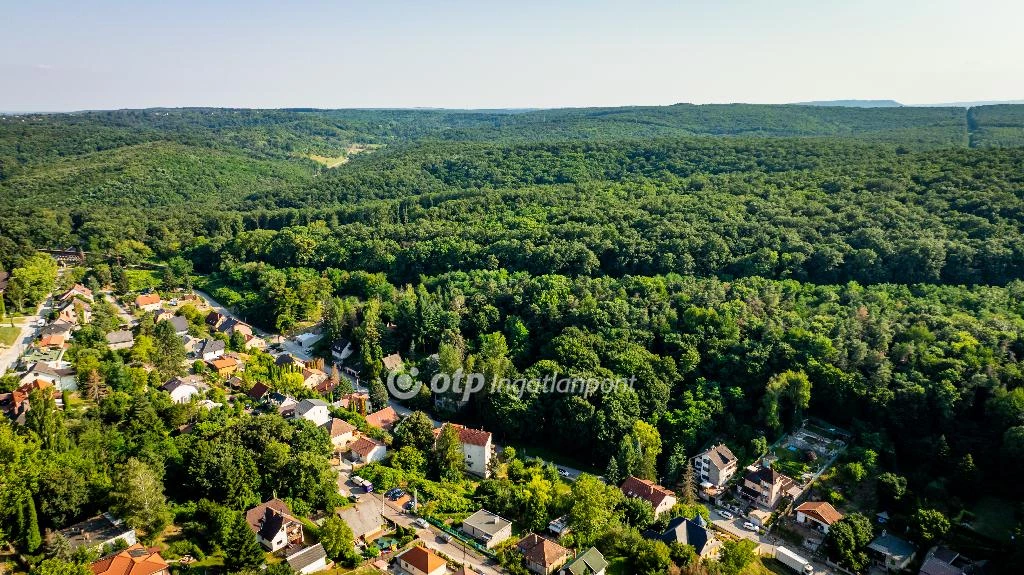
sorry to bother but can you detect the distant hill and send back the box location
[793,100,903,108]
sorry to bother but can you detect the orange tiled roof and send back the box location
[365,406,400,430]
[399,545,445,573]
[90,544,168,575]
[135,293,161,307]
[796,501,844,525]
[620,475,675,508]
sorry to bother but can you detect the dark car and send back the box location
[403,501,415,511]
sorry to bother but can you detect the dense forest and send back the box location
[3,104,1024,573]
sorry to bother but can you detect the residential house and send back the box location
[382,352,403,373]
[205,311,225,330]
[246,499,304,552]
[207,356,240,377]
[348,435,386,464]
[397,545,447,575]
[58,298,90,324]
[693,443,739,490]
[294,398,331,426]
[919,547,971,575]
[246,381,270,401]
[168,315,190,336]
[646,516,718,558]
[243,333,267,350]
[276,353,306,369]
[106,329,135,350]
[275,394,299,417]
[331,338,354,362]
[1,380,54,423]
[517,533,571,574]
[219,317,254,338]
[197,338,225,361]
[37,333,67,351]
[60,283,94,302]
[285,543,329,574]
[58,512,137,552]
[322,417,357,448]
[795,501,844,534]
[338,502,385,543]
[152,310,175,323]
[161,376,207,404]
[39,321,74,338]
[560,547,608,575]
[21,361,77,390]
[433,424,494,477]
[739,465,799,509]
[868,532,916,572]
[365,406,400,431]
[302,367,329,390]
[547,515,571,539]
[135,293,162,312]
[89,544,168,575]
[620,476,677,516]
[461,509,513,549]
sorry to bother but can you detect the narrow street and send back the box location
[0,297,50,374]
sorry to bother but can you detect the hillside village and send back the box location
[0,254,996,575]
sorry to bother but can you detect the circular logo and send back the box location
[386,367,422,400]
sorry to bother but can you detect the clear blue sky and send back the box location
[2,0,1022,111]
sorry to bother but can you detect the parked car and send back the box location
[403,501,415,511]
[718,510,735,520]
[743,521,758,532]
[391,489,405,500]
[557,468,571,478]
[413,518,429,529]
[437,533,450,543]
[348,494,360,503]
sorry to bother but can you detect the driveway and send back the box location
[710,507,775,554]
[0,297,50,374]
[193,289,271,338]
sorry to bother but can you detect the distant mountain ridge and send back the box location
[793,100,903,108]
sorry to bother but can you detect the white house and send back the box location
[693,443,739,489]
[161,376,206,404]
[461,509,513,549]
[349,435,386,464]
[620,476,677,516]
[285,543,328,574]
[293,398,331,426]
[135,293,162,312]
[433,424,494,477]
[331,338,354,363]
[198,339,225,361]
[795,501,844,534]
[246,499,304,552]
[21,361,77,391]
[322,418,357,449]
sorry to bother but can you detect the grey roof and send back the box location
[162,376,206,394]
[704,443,737,468]
[654,517,712,554]
[106,330,134,345]
[463,509,512,537]
[200,339,225,355]
[57,513,134,550]
[39,321,74,336]
[869,533,916,559]
[295,398,328,416]
[562,547,609,575]
[338,503,384,538]
[26,361,74,377]
[287,543,327,571]
[169,316,189,333]
[920,556,964,575]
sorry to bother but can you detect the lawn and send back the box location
[746,558,795,575]
[969,496,1016,542]
[126,269,163,292]
[0,326,20,346]
[509,443,600,475]
[326,565,385,574]
[606,557,629,575]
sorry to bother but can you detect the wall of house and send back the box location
[462,440,491,477]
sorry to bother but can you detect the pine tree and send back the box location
[85,369,107,402]
[369,379,389,412]
[605,457,621,485]
[224,512,264,571]
[681,456,697,506]
[24,495,42,553]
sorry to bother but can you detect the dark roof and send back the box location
[654,517,711,554]
[704,443,738,468]
[169,316,189,333]
[245,499,293,533]
[57,513,134,550]
[286,543,326,572]
[246,382,270,400]
[257,508,286,540]
[39,321,74,336]
[106,330,134,345]
[200,339,225,355]
[331,338,351,352]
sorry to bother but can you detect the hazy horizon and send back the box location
[2,0,1023,112]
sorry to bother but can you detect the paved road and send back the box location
[710,507,775,554]
[0,298,50,374]
[193,289,272,338]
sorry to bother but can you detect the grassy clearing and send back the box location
[969,496,1016,541]
[126,269,162,292]
[307,143,379,168]
[0,326,20,346]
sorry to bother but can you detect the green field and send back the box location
[0,326,20,347]
[125,268,163,292]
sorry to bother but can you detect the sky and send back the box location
[1,0,1023,111]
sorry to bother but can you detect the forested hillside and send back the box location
[3,103,1024,573]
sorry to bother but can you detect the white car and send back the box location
[742,521,758,532]
[718,510,735,520]
[557,468,571,478]
[413,518,429,529]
